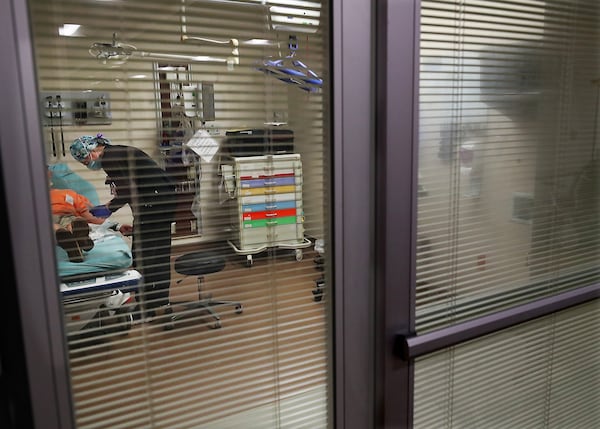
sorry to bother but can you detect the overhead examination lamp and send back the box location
[89,33,239,67]
[255,35,323,93]
[178,0,323,90]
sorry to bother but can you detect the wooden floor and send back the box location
[65,245,329,429]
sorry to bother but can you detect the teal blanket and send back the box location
[49,164,131,279]
[57,227,132,279]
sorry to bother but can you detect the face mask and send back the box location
[87,159,102,170]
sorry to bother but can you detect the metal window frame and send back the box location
[332,0,377,427]
[374,0,421,427]
[333,0,421,426]
[6,0,383,428]
[378,2,599,429]
[1,0,424,428]
[0,0,76,428]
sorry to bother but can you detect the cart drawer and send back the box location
[240,192,298,206]
[243,208,298,222]
[234,154,301,179]
[238,223,304,247]
[238,184,297,197]
[242,200,297,213]
[243,215,298,229]
[240,175,297,188]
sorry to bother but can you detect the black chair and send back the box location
[169,251,243,329]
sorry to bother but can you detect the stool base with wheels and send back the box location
[168,251,243,329]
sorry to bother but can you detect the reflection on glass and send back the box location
[29,0,331,426]
[417,0,600,331]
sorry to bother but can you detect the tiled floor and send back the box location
[65,246,329,428]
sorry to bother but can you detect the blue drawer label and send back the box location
[240,176,296,188]
[242,200,296,212]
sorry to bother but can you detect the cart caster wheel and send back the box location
[295,249,303,262]
[245,255,253,267]
[235,304,243,314]
[163,322,175,331]
[122,313,134,332]
[210,320,222,329]
[161,307,175,331]
[114,308,134,332]
[312,278,325,302]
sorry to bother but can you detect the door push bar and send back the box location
[395,283,600,361]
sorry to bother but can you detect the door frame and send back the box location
[0,0,75,428]
[373,0,421,427]
[3,0,382,427]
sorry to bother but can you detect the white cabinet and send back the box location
[226,154,311,265]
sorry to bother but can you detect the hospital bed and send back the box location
[58,227,140,344]
[50,163,141,344]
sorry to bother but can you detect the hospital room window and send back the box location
[30,0,332,427]
[414,0,600,427]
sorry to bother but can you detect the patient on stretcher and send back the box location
[49,168,107,262]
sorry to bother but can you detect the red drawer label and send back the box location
[242,208,297,221]
[239,172,295,180]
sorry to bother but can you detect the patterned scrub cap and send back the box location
[70,133,110,161]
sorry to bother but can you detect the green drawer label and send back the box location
[243,216,298,228]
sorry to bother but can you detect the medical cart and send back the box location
[223,153,311,266]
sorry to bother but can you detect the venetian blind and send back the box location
[414,300,600,428]
[416,0,600,332]
[414,1,600,428]
[29,0,331,427]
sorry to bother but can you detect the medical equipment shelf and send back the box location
[226,153,311,266]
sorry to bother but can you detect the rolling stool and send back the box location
[169,251,243,329]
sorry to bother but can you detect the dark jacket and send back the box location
[102,145,177,223]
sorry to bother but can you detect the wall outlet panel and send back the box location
[40,91,112,126]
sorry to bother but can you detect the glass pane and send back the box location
[417,0,600,332]
[29,0,332,427]
[414,300,600,428]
